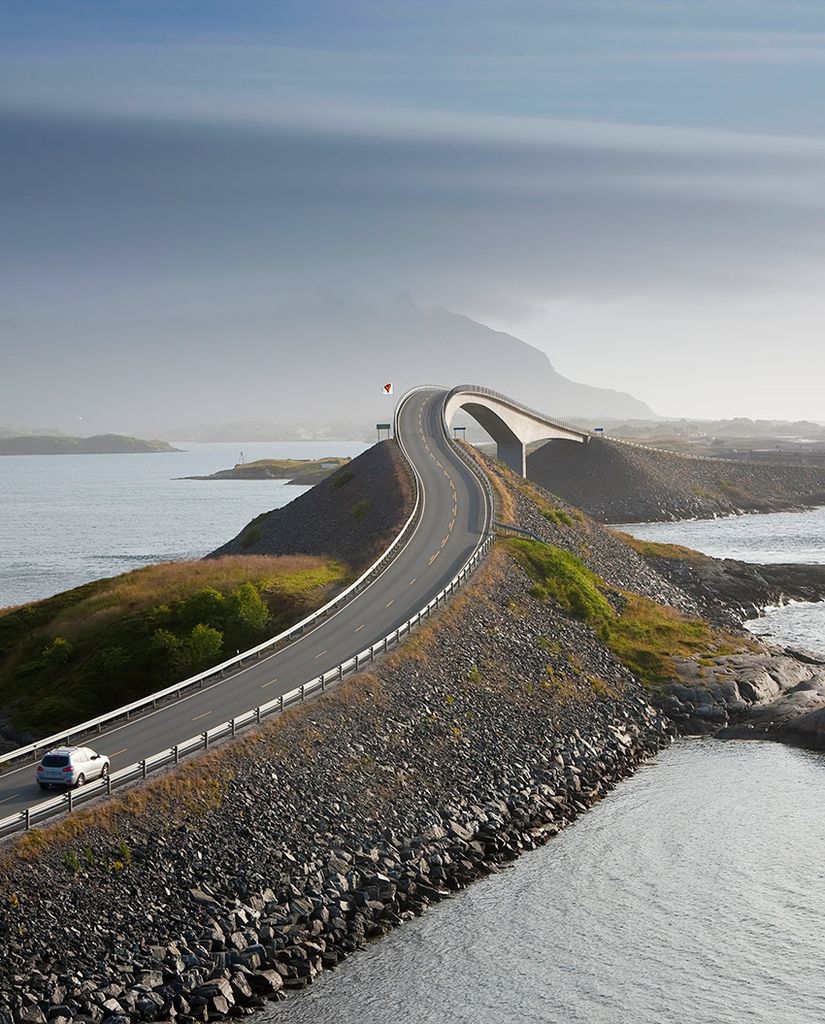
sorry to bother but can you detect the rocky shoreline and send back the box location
[0,696,668,1024]
[3,443,825,1023]
[0,513,675,1023]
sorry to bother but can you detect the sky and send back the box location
[2,1,825,424]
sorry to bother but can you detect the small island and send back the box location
[183,456,351,485]
[0,433,180,455]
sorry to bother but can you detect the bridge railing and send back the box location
[0,387,497,839]
[443,384,595,440]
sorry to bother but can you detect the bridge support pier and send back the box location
[496,441,526,477]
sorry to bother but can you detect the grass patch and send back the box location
[613,531,709,563]
[0,555,347,736]
[351,499,371,522]
[714,477,757,505]
[505,537,745,689]
[332,468,355,489]
[505,539,613,626]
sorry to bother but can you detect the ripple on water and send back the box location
[262,741,825,1024]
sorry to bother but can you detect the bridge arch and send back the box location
[442,385,591,477]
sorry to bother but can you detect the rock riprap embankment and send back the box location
[5,436,825,1022]
[209,441,413,572]
[528,436,825,522]
[0,541,672,1023]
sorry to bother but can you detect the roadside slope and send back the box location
[210,440,413,572]
[528,437,825,522]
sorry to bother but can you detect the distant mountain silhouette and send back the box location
[3,301,654,434]
[169,303,655,431]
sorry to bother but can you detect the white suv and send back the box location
[36,746,111,790]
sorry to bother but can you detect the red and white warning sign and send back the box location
[382,382,394,395]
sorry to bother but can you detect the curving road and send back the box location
[0,388,490,819]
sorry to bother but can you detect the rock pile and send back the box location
[210,441,414,572]
[528,436,825,522]
[0,541,672,1023]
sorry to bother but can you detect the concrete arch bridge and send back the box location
[442,385,592,476]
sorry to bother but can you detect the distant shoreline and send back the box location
[182,456,350,485]
[0,434,180,456]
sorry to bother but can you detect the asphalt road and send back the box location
[0,388,489,819]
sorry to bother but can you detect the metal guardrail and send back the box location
[0,387,495,838]
[494,520,544,543]
[0,436,425,775]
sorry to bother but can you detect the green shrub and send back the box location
[352,499,371,522]
[0,554,346,735]
[42,636,74,667]
[239,525,262,549]
[505,537,736,690]
[504,539,612,627]
[225,582,270,637]
[179,624,224,673]
[332,468,355,489]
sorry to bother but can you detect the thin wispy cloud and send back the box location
[1,1,825,421]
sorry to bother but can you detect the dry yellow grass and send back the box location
[457,442,517,524]
[50,555,343,638]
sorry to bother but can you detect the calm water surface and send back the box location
[0,442,368,607]
[620,507,825,658]
[265,740,825,1024]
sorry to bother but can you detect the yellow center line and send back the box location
[110,747,129,758]
[261,678,278,688]
[354,623,365,632]
[429,551,440,565]
[449,517,455,530]
[442,536,449,548]
[192,710,212,722]
[386,599,395,607]
[409,578,417,586]
[313,649,328,659]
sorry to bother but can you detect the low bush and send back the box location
[505,538,742,688]
[0,555,346,735]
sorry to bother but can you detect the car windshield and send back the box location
[41,754,70,768]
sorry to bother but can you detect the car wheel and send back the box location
[75,773,85,788]
[38,783,49,790]
[101,764,110,780]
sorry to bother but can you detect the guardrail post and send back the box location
[230,718,236,737]
[141,759,148,778]
[338,664,343,681]
[106,774,112,795]
[355,653,359,671]
[203,732,208,750]
[383,637,388,653]
[257,706,263,723]
[67,790,73,813]
[301,685,306,702]
[174,744,180,764]
[320,674,325,691]
[24,808,30,830]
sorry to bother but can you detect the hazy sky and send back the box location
[2,1,825,423]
